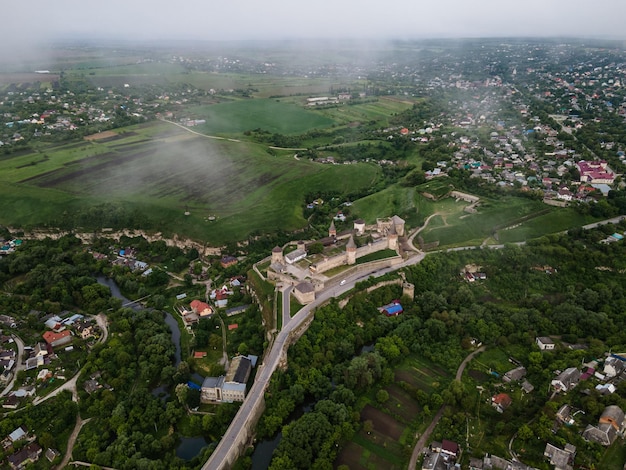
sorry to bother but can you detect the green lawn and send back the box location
[310,97,415,126]
[188,99,336,135]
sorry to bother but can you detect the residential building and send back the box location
[551,367,581,393]
[7,443,42,469]
[536,336,555,350]
[42,330,72,348]
[603,356,625,378]
[201,355,253,403]
[544,443,575,470]
[491,393,512,413]
[599,405,625,432]
[582,423,617,446]
[503,366,527,383]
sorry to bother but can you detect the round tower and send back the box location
[271,246,283,264]
[402,281,415,300]
[346,235,357,265]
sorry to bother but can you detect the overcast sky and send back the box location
[4,0,626,44]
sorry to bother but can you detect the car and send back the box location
[340,279,346,285]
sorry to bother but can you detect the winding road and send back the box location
[0,334,24,398]
[407,345,486,470]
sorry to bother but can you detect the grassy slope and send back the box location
[0,121,381,243]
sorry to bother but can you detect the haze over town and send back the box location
[3,0,626,46]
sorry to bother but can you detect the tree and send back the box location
[376,389,389,404]
[518,423,534,442]
[363,420,373,434]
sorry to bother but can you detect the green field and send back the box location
[309,97,415,126]
[0,121,381,242]
[188,99,336,135]
[419,196,555,247]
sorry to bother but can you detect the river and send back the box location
[97,275,209,460]
[96,275,182,366]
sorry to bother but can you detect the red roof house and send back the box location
[42,330,72,348]
[190,299,212,317]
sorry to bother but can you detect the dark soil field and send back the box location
[361,404,403,440]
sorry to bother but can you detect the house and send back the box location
[521,379,534,395]
[284,249,307,265]
[503,366,527,383]
[544,443,576,470]
[536,336,555,350]
[582,405,624,446]
[42,330,72,348]
[551,367,581,393]
[2,395,20,409]
[7,426,27,443]
[603,356,625,378]
[378,302,403,317]
[556,404,576,426]
[491,393,512,413]
[582,423,617,446]
[33,343,48,358]
[44,448,60,462]
[220,255,238,268]
[44,316,63,331]
[201,355,253,403]
[599,405,625,432]
[190,300,213,317]
[7,442,42,469]
[74,320,95,339]
[84,379,101,394]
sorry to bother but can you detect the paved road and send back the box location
[202,214,626,469]
[203,252,427,469]
[407,346,485,469]
[0,334,24,397]
[282,285,293,327]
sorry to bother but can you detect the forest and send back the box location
[240,220,626,469]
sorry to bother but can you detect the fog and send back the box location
[3,0,625,46]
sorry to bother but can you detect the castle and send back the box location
[268,215,406,304]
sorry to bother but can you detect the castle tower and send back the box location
[402,281,415,300]
[346,235,357,265]
[354,219,366,236]
[329,220,337,238]
[271,246,283,264]
[391,215,405,236]
[297,240,306,252]
[387,223,398,251]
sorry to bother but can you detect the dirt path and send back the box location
[407,212,441,251]
[56,416,91,470]
[159,118,241,142]
[407,345,485,469]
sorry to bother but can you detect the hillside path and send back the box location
[408,345,485,469]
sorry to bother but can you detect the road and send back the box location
[160,118,241,142]
[202,214,626,469]
[203,252,426,469]
[0,334,24,397]
[407,345,485,469]
[281,285,293,327]
[34,313,110,405]
[56,416,92,470]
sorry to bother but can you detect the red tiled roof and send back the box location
[42,330,71,345]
